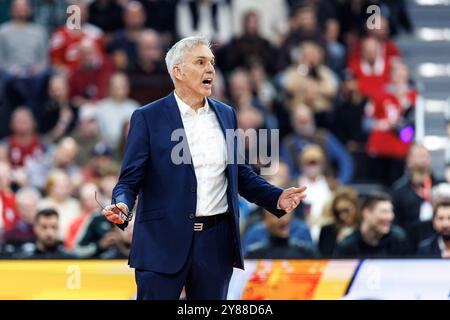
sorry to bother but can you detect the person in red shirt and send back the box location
[348,36,392,100]
[366,61,417,187]
[69,39,114,106]
[0,107,46,188]
[0,161,20,231]
[347,15,401,66]
[49,0,105,75]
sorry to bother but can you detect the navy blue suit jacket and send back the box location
[112,92,285,273]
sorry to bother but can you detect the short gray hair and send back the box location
[165,36,211,82]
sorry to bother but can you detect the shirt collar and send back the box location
[174,91,210,116]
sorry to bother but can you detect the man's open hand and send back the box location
[278,186,307,214]
[102,203,128,224]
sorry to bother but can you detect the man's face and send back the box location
[124,5,145,30]
[11,109,34,135]
[408,146,431,173]
[292,106,314,136]
[175,45,215,98]
[18,197,38,225]
[433,206,450,241]
[364,201,394,235]
[11,0,31,21]
[34,216,59,248]
[361,39,379,64]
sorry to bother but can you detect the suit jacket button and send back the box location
[191,187,196,193]
[189,213,195,219]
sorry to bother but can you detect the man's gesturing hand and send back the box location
[102,203,128,225]
[278,186,307,214]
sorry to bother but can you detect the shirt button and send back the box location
[189,213,195,219]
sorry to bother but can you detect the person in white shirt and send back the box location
[95,73,139,149]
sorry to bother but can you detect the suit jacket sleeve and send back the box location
[112,109,150,229]
[231,108,285,218]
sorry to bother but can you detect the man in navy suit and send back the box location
[102,36,307,300]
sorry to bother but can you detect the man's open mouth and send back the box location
[202,79,213,85]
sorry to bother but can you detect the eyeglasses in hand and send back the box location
[94,191,133,222]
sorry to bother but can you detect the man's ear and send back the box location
[173,65,183,81]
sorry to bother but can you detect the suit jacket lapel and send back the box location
[162,92,196,179]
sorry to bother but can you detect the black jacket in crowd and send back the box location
[333,225,411,259]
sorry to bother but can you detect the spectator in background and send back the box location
[50,137,82,189]
[74,197,116,258]
[277,4,325,71]
[417,200,450,258]
[243,208,313,257]
[332,69,369,182]
[228,68,276,130]
[348,37,391,100]
[65,182,99,250]
[38,169,81,241]
[0,107,47,188]
[392,145,443,253]
[95,161,119,202]
[297,144,336,241]
[1,186,40,255]
[245,211,319,259]
[232,0,288,46]
[0,161,19,231]
[25,136,82,192]
[95,73,139,149]
[281,104,354,184]
[38,74,78,142]
[108,1,146,71]
[99,218,134,259]
[71,105,102,166]
[334,192,410,258]
[50,0,105,75]
[0,0,50,113]
[88,0,124,34]
[392,144,441,230]
[82,142,118,183]
[127,29,172,104]
[319,187,360,257]
[219,10,276,75]
[365,61,416,187]
[14,208,73,259]
[69,38,115,107]
[281,41,338,119]
[347,15,402,66]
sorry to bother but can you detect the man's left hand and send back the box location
[277,186,307,214]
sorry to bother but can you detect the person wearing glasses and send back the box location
[101,36,307,300]
[318,187,360,257]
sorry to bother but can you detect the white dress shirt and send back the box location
[174,92,229,217]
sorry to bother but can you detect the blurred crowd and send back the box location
[0,0,449,261]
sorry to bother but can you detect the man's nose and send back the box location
[206,63,215,72]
